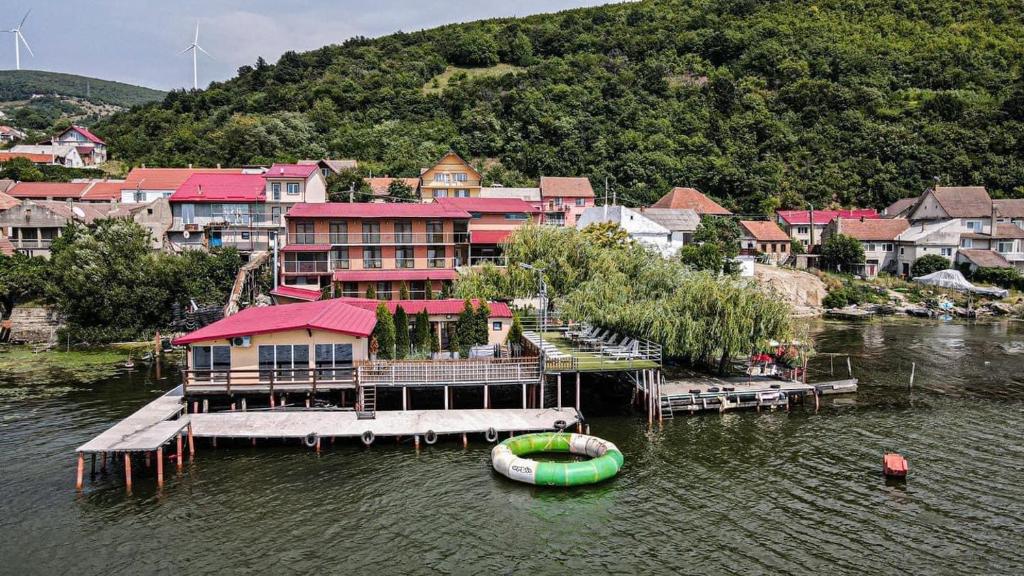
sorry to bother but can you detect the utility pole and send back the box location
[808,203,815,249]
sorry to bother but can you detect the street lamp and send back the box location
[518,263,547,359]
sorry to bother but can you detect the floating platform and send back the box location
[659,374,857,416]
[188,408,580,441]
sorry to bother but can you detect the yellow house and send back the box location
[419,151,482,201]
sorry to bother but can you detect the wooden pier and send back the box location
[658,373,858,418]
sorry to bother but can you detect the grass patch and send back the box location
[422,64,523,94]
[0,345,133,383]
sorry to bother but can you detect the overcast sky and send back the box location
[1,1,622,91]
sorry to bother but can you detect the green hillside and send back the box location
[95,0,1024,211]
[0,70,165,106]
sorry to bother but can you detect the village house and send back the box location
[434,197,541,265]
[823,217,910,277]
[0,179,13,195]
[0,150,57,166]
[120,167,245,204]
[263,163,328,207]
[298,159,358,179]
[739,220,792,265]
[365,177,421,200]
[51,125,107,165]
[109,198,173,250]
[419,152,482,201]
[167,173,270,252]
[776,209,879,249]
[882,197,918,219]
[0,125,27,143]
[6,181,94,201]
[894,219,961,276]
[0,200,119,257]
[479,186,541,206]
[993,199,1024,227]
[575,205,698,257]
[280,202,471,299]
[539,176,595,227]
[651,187,731,216]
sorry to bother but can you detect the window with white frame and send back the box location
[287,182,300,195]
[492,321,502,331]
[961,238,973,248]
[258,344,309,381]
[965,220,983,232]
[455,173,468,182]
[575,198,585,206]
[997,241,1014,253]
[940,247,953,257]
[315,343,353,380]
[271,182,281,200]
[455,189,469,198]
[434,190,448,198]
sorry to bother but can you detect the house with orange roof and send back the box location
[739,220,791,265]
[539,176,595,227]
[364,177,421,200]
[419,152,482,201]
[0,151,56,165]
[823,217,911,277]
[651,187,731,216]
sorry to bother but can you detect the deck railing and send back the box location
[354,357,540,387]
[182,367,355,395]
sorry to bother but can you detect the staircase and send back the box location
[357,384,377,419]
[223,251,270,317]
[660,396,674,419]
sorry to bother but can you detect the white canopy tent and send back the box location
[913,269,1008,298]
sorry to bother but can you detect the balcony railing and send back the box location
[354,357,540,387]
[182,367,355,395]
[283,257,464,274]
[467,255,508,267]
[285,232,469,246]
[173,215,282,231]
[282,260,331,274]
[13,238,55,249]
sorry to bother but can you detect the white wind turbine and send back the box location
[7,10,34,71]
[180,22,212,90]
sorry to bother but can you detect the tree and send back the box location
[387,179,416,201]
[446,32,499,67]
[0,157,44,181]
[398,281,411,300]
[474,300,491,347]
[430,327,441,354]
[581,221,632,249]
[365,284,377,299]
[820,234,865,272]
[679,243,725,272]
[424,280,433,300]
[0,253,50,315]
[454,299,477,356]
[790,238,805,256]
[413,309,431,354]
[393,305,409,359]
[692,217,742,274]
[507,312,524,346]
[327,169,371,202]
[911,254,950,277]
[371,302,396,359]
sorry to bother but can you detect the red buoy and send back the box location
[883,453,908,478]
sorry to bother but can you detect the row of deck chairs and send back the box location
[522,331,571,360]
[567,326,643,360]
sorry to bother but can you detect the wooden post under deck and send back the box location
[575,372,581,411]
[156,447,164,487]
[187,423,195,461]
[75,453,84,490]
[124,453,132,491]
[556,373,562,409]
[176,434,183,472]
[539,376,545,410]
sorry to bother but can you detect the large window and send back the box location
[575,198,585,206]
[362,222,380,244]
[455,172,468,182]
[394,220,412,243]
[376,281,392,300]
[271,182,281,201]
[329,221,348,244]
[395,246,414,268]
[433,190,447,198]
[331,247,349,270]
[192,345,230,378]
[455,189,469,198]
[341,282,359,297]
[998,241,1014,253]
[428,246,446,268]
[363,246,382,268]
[287,182,300,195]
[315,344,354,381]
[426,221,444,244]
[258,345,309,381]
[293,221,315,244]
[966,220,983,232]
[505,213,528,221]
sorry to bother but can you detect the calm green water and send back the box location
[1,319,1023,575]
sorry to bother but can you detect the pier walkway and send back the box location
[659,373,857,417]
[76,386,187,454]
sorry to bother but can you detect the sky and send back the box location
[0,0,623,91]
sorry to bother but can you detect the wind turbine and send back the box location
[180,22,212,90]
[7,10,34,71]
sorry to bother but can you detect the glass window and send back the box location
[329,221,348,244]
[940,248,952,257]
[342,282,359,297]
[362,222,380,244]
[315,343,353,381]
[553,197,562,206]
[363,246,382,268]
[433,190,447,198]
[455,189,469,198]
[428,246,445,268]
[434,174,445,182]
[394,220,412,243]
[331,247,349,270]
[293,221,315,244]
[961,238,973,248]
[287,182,300,195]
[455,172,468,182]
[271,182,281,200]
[998,241,1013,253]
[426,221,444,244]
[797,226,809,235]
[377,282,392,300]
[505,213,528,220]
[492,321,502,331]
[395,246,414,268]
[575,198,585,206]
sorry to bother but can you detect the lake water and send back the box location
[1,318,1022,574]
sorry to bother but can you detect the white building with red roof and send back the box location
[52,125,107,165]
[168,172,270,252]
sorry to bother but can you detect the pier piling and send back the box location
[75,454,84,491]
[124,454,132,492]
[156,447,164,487]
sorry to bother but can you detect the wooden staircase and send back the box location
[223,251,270,317]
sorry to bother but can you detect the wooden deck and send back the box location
[659,373,857,417]
[76,386,187,454]
[535,333,660,373]
[188,408,580,440]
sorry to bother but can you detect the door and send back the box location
[209,231,222,248]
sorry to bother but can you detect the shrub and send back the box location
[911,254,950,277]
[820,234,865,272]
[823,289,849,309]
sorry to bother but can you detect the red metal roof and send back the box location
[287,202,471,219]
[332,269,459,282]
[435,197,541,214]
[66,126,105,145]
[270,285,323,302]
[172,299,375,345]
[7,182,90,199]
[470,230,512,244]
[265,163,318,179]
[123,167,244,191]
[777,209,879,226]
[337,298,512,318]
[281,244,331,252]
[170,173,266,203]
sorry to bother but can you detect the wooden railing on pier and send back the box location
[182,357,543,395]
[354,357,541,388]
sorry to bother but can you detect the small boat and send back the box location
[883,453,908,478]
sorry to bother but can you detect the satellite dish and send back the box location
[72,206,85,219]
[183,230,191,239]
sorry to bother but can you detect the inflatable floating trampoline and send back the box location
[491,432,623,486]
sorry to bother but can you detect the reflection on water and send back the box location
[0,318,1022,574]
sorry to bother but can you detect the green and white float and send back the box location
[491,432,624,486]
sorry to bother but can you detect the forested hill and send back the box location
[0,70,165,106]
[95,0,1024,212]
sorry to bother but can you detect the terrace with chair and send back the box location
[521,323,661,373]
